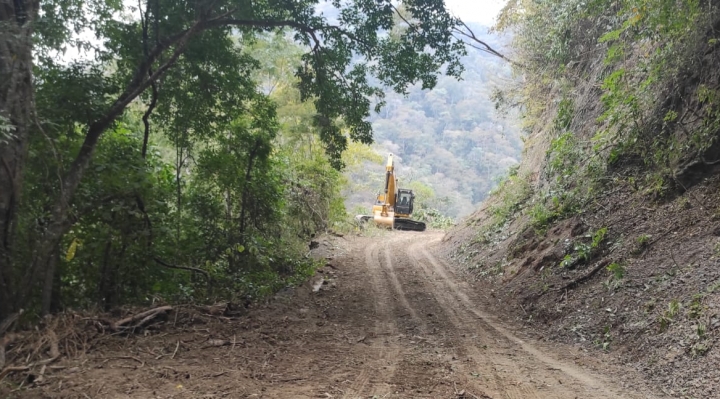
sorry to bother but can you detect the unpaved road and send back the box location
[17,231,662,398]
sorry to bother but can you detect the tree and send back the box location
[0,0,468,319]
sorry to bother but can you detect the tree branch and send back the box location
[139,0,158,159]
[452,20,522,67]
[153,257,210,281]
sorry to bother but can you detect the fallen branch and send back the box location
[0,334,19,370]
[171,341,180,359]
[103,356,145,367]
[0,310,22,335]
[557,262,609,293]
[153,257,210,281]
[0,311,23,368]
[0,330,59,381]
[37,330,60,365]
[452,20,522,67]
[111,306,173,332]
[0,366,30,380]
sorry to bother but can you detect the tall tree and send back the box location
[0,0,40,317]
[0,0,467,319]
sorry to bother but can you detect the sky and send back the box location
[60,0,510,62]
[444,0,508,27]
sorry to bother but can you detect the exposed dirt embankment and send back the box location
[443,29,720,399]
[445,176,720,397]
[443,3,720,396]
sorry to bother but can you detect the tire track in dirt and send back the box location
[418,242,591,398]
[412,232,655,399]
[341,242,392,399]
[381,240,422,325]
[343,239,423,398]
[379,236,463,397]
[403,237,527,399]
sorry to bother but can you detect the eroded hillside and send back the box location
[446,1,720,397]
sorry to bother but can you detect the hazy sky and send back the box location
[445,0,508,27]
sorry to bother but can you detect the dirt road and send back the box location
[20,231,662,398]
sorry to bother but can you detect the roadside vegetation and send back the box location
[486,0,720,232]
[446,0,720,396]
[0,0,471,323]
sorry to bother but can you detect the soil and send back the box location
[444,174,720,399]
[2,231,665,398]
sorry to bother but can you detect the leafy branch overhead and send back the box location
[86,0,470,168]
[0,0,488,320]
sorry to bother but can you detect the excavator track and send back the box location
[355,215,426,231]
[394,218,426,231]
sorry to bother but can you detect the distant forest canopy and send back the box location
[346,24,523,219]
[0,0,477,320]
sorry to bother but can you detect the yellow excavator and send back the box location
[356,153,426,231]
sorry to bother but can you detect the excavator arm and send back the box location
[361,153,426,231]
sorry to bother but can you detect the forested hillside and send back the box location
[347,26,522,219]
[0,0,469,322]
[446,0,720,396]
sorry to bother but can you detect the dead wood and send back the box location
[0,329,59,380]
[201,302,229,316]
[0,311,23,368]
[103,356,145,367]
[557,261,609,293]
[110,306,173,332]
[153,258,210,281]
[37,329,60,365]
[203,338,231,348]
[0,333,19,369]
[0,310,22,335]
[0,365,30,380]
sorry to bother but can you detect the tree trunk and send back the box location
[0,0,38,320]
[98,237,114,311]
[12,14,201,311]
[41,243,60,315]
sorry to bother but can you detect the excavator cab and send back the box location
[395,189,415,216]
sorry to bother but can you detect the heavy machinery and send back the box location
[356,153,426,231]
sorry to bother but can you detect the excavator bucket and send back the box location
[373,210,394,229]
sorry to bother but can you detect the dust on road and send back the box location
[17,231,662,398]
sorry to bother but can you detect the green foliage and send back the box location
[659,299,681,332]
[591,0,719,190]
[12,30,364,313]
[1,0,474,318]
[632,234,651,255]
[492,0,720,255]
[489,173,533,227]
[591,227,608,248]
[413,208,455,229]
[472,171,532,244]
[593,325,613,351]
[529,202,556,233]
[606,262,626,280]
[344,29,522,218]
[688,294,705,319]
[636,234,651,246]
[559,227,609,268]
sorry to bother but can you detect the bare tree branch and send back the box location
[153,257,210,281]
[452,20,523,67]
